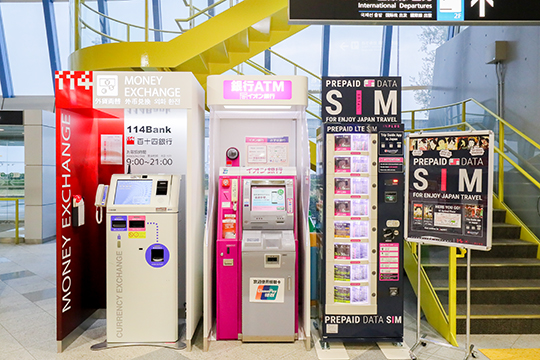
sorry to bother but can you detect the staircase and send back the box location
[69,0,307,89]
[424,208,540,334]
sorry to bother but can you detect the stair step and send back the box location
[424,257,540,280]
[492,223,521,239]
[475,239,538,258]
[493,209,506,223]
[434,281,540,305]
[456,304,540,318]
[456,318,540,334]
[418,239,538,262]
[433,279,540,290]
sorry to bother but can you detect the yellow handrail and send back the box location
[267,49,322,81]
[406,97,540,348]
[0,198,21,244]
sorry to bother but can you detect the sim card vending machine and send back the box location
[318,123,405,343]
[216,167,297,342]
[104,174,182,345]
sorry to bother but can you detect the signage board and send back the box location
[289,0,540,25]
[322,77,401,124]
[404,131,494,250]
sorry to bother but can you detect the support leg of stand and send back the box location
[90,339,186,351]
[463,249,477,360]
[409,244,424,358]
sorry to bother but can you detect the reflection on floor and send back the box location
[1,240,539,359]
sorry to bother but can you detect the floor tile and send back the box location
[0,328,26,355]
[2,310,55,335]
[103,345,167,360]
[26,337,110,360]
[0,269,35,281]
[0,261,26,275]
[456,334,519,349]
[11,320,56,348]
[0,298,41,322]
[4,274,56,294]
[512,334,540,348]
[0,348,35,360]
[23,287,56,302]
[35,297,56,313]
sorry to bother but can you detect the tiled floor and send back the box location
[1,240,539,359]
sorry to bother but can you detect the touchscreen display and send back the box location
[114,180,153,205]
[251,186,285,212]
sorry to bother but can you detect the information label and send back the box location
[379,243,399,281]
[100,134,123,165]
[249,278,285,303]
[246,136,289,166]
[124,108,185,174]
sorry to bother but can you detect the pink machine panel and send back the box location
[216,173,298,340]
[216,175,241,340]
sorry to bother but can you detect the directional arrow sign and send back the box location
[471,0,494,18]
[289,0,540,25]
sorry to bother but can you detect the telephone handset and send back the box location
[95,184,109,224]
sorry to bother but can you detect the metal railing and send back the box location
[0,198,21,244]
[76,0,185,49]
[404,98,540,346]
[75,0,239,50]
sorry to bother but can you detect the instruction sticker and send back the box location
[246,136,289,166]
[100,135,123,165]
[249,278,285,303]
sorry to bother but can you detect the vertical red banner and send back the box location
[441,168,447,192]
[356,90,362,115]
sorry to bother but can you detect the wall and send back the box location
[430,26,540,147]
[24,110,56,243]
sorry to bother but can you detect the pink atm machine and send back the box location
[216,166,297,341]
[205,75,311,350]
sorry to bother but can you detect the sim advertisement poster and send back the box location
[405,131,494,251]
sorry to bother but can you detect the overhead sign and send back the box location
[289,0,540,25]
[322,77,401,124]
[92,72,189,109]
[405,131,494,251]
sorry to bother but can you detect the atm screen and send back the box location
[251,186,286,212]
[114,180,153,205]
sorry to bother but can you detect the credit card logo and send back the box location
[255,285,279,300]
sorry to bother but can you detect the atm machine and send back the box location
[205,75,311,349]
[93,174,183,348]
[216,167,297,342]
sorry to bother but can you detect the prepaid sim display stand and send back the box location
[405,130,494,360]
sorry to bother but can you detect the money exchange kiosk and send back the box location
[318,123,405,343]
[105,174,181,345]
[204,75,311,348]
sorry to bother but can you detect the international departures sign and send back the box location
[289,0,540,25]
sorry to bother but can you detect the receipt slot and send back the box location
[102,174,182,346]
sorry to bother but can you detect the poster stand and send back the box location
[408,242,477,360]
